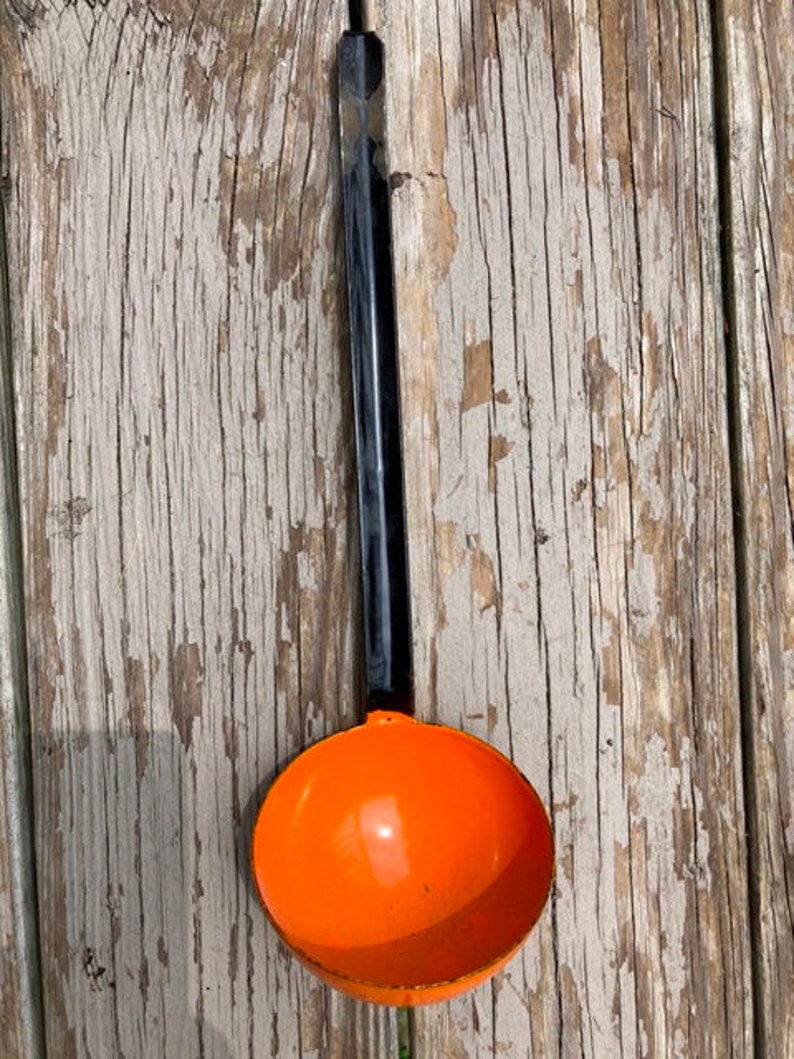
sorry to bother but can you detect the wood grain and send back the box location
[379,0,754,1055]
[718,1,794,1053]
[0,2,396,1056]
[1,0,790,1055]
[0,181,45,1059]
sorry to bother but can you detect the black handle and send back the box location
[347,0,365,32]
[338,31,413,715]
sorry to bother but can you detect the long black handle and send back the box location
[338,31,413,715]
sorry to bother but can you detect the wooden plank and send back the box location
[378,0,754,1055]
[0,185,45,1058]
[717,1,794,1054]
[0,2,397,1055]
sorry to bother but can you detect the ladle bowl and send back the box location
[252,711,554,1005]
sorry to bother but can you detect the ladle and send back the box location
[251,16,554,1007]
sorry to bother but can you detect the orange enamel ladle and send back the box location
[251,24,554,1007]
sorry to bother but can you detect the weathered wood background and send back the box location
[0,0,791,1057]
